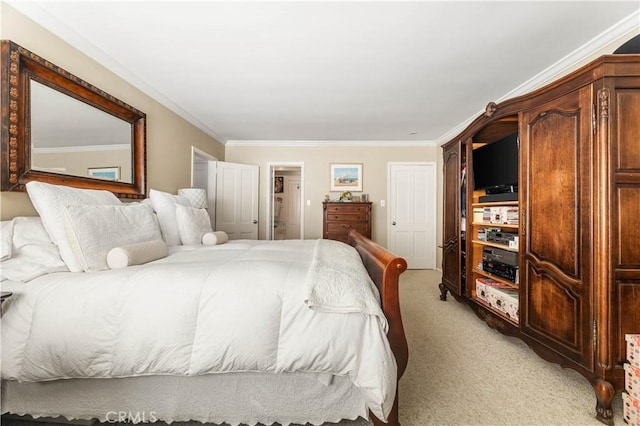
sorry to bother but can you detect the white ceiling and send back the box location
[8,1,640,145]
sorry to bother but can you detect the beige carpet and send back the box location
[396,269,623,426]
[2,269,625,426]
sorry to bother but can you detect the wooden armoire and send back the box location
[440,54,640,425]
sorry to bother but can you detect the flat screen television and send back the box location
[472,132,519,192]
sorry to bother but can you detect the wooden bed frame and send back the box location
[348,230,408,426]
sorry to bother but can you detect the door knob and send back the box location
[392,221,396,225]
[253,220,258,224]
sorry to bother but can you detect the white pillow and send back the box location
[26,181,121,272]
[63,203,162,272]
[106,239,169,269]
[175,204,213,245]
[202,231,229,246]
[149,189,191,246]
[1,220,14,260]
[0,217,68,282]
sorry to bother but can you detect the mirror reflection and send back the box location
[30,80,132,183]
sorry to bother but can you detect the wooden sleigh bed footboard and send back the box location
[347,230,408,426]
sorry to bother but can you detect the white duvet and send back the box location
[1,239,396,420]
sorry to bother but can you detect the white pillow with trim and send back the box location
[26,181,121,272]
[63,203,162,272]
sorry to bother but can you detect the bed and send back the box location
[0,182,408,426]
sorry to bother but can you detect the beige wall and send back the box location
[0,3,225,220]
[225,144,443,264]
[32,149,132,182]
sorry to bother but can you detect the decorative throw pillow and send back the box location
[25,181,121,272]
[106,239,169,269]
[202,231,229,246]
[62,203,162,272]
[149,189,191,246]
[175,204,213,245]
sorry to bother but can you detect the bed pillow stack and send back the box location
[24,183,227,272]
[150,188,225,246]
[26,181,165,272]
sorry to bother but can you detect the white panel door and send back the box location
[388,163,436,269]
[215,161,259,240]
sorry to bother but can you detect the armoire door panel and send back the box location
[527,111,580,277]
[526,267,581,351]
[615,89,640,172]
[443,147,459,243]
[441,143,461,294]
[616,281,640,365]
[616,187,640,268]
[610,79,640,373]
[521,86,593,370]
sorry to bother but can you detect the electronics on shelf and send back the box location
[482,246,519,283]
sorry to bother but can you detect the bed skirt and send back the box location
[1,372,369,426]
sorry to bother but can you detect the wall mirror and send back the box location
[1,40,146,199]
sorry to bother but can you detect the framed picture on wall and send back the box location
[88,166,120,181]
[330,163,362,192]
[274,176,284,193]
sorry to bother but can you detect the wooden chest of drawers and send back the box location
[322,202,372,243]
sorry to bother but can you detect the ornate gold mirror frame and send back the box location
[1,40,146,199]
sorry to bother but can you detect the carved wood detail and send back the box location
[1,40,147,199]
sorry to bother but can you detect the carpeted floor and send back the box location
[396,269,623,426]
[2,269,624,426]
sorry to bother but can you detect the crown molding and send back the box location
[436,10,640,147]
[498,10,640,102]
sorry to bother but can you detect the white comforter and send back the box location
[1,239,396,420]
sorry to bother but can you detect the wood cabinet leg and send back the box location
[438,283,448,301]
[593,379,615,425]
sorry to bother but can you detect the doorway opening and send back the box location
[190,146,217,227]
[267,162,304,240]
